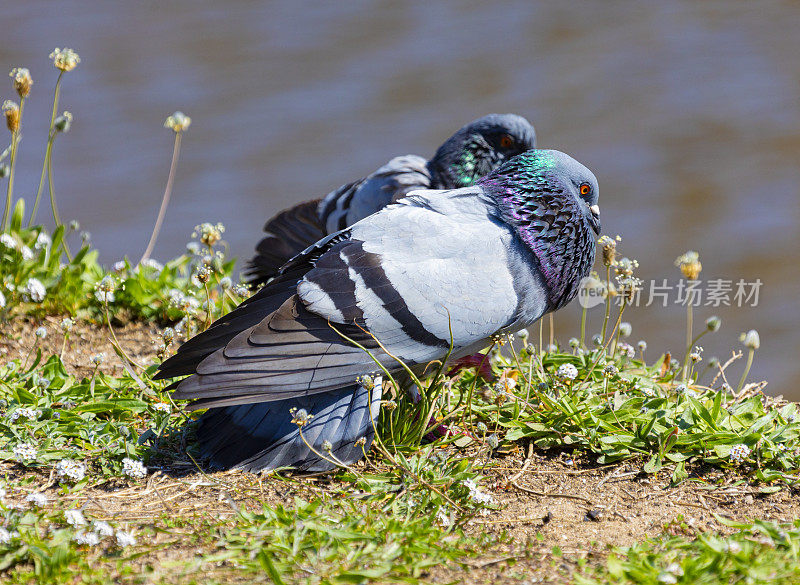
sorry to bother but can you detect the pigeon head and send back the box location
[479,149,601,310]
[428,113,537,189]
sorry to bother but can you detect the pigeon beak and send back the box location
[588,204,601,235]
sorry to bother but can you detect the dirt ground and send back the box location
[3,318,798,584]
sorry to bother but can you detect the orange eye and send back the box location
[580,184,591,196]
[500,134,514,149]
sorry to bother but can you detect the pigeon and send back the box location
[158,149,600,472]
[245,113,537,286]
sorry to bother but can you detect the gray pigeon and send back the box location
[246,114,537,285]
[158,149,600,472]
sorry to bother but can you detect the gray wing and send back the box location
[169,187,549,409]
[318,155,431,233]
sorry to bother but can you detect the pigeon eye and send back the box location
[500,134,514,149]
[580,184,592,196]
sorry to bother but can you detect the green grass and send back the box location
[577,518,800,585]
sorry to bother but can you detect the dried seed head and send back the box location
[164,111,191,133]
[9,68,32,98]
[598,235,617,267]
[3,100,20,133]
[50,48,81,72]
[675,250,702,280]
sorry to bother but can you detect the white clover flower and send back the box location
[73,530,100,546]
[556,363,578,381]
[232,284,250,297]
[115,529,136,547]
[90,353,105,366]
[140,258,164,272]
[164,111,191,133]
[112,260,127,272]
[152,402,171,413]
[60,317,74,332]
[462,478,494,506]
[35,326,47,339]
[13,442,37,461]
[34,232,51,250]
[0,291,5,309]
[25,492,47,507]
[94,290,114,303]
[618,322,632,337]
[741,330,760,350]
[618,342,635,359]
[121,458,147,479]
[50,48,81,72]
[64,509,86,526]
[0,233,15,248]
[92,520,114,537]
[436,509,452,527]
[729,444,751,464]
[0,527,16,544]
[20,245,34,260]
[8,407,41,422]
[516,328,529,340]
[24,278,46,302]
[55,459,86,482]
[161,327,176,345]
[637,340,647,352]
[219,276,232,290]
[193,222,224,247]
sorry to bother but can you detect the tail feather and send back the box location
[246,199,326,286]
[194,382,381,472]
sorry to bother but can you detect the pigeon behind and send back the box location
[158,149,600,472]
[246,113,537,285]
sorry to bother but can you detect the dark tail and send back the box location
[245,199,327,286]
[193,383,381,472]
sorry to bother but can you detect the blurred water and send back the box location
[2,1,798,396]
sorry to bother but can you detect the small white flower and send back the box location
[232,284,250,297]
[13,442,37,461]
[729,444,751,464]
[55,459,86,482]
[24,278,46,302]
[637,340,647,352]
[121,458,147,479]
[0,527,15,544]
[140,258,163,271]
[8,407,41,422]
[152,402,171,413]
[74,530,100,546]
[20,246,34,261]
[164,111,191,133]
[34,232,51,251]
[0,291,5,309]
[64,509,86,526]
[556,363,579,381]
[34,326,47,339]
[94,290,115,303]
[112,260,127,272]
[618,342,635,359]
[0,233,16,248]
[90,353,105,366]
[25,492,48,507]
[219,276,232,289]
[92,520,114,537]
[115,529,136,548]
[60,317,74,332]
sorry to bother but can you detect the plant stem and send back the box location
[30,71,63,227]
[2,97,25,231]
[682,304,693,381]
[579,306,587,348]
[601,266,612,343]
[46,144,71,260]
[140,132,182,264]
[735,348,755,394]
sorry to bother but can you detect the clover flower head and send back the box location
[462,478,494,506]
[164,111,191,133]
[486,434,499,450]
[232,284,250,297]
[91,353,105,366]
[706,316,721,332]
[152,401,171,414]
[13,442,37,461]
[34,231,51,251]
[356,374,378,391]
[9,67,33,98]
[193,222,224,247]
[618,342,635,359]
[637,340,647,352]
[34,326,47,339]
[0,528,18,544]
[25,492,47,507]
[740,329,760,350]
[603,364,619,377]
[64,509,86,526]
[121,457,147,479]
[50,48,81,72]
[56,459,86,482]
[115,529,136,548]
[0,233,15,248]
[24,278,46,302]
[2,99,20,132]
[74,530,100,546]
[321,440,333,452]
[289,407,313,427]
[193,265,211,284]
[92,520,114,537]
[8,407,41,422]
[729,444,751,464]
[556,363,579,381]
[675,250,702,280]
[60,317,74,332]
[618,322,632,338]
[355,437,367,447]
